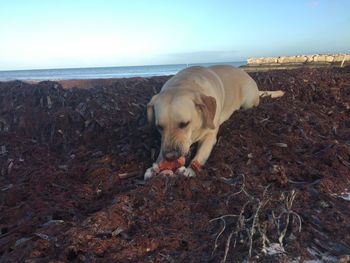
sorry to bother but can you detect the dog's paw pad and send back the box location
[176,166,196,178]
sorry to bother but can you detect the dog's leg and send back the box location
[156,151,164,163]
[177,130,218,177]
[193,131,218,166]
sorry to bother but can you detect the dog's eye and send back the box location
[157,124,163,131]
[178,121,190,129]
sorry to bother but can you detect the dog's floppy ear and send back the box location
[147,94,158,126]
[195,94,217,129]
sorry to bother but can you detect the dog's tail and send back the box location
[259,90,285,98]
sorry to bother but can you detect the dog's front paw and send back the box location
[176,166,196,178]
[144,167,154,180]
[144,163,160,180]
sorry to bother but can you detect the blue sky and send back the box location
[0,0,349,70]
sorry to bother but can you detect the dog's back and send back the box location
[209,65,260,123]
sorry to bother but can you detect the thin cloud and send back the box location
[162,50,239,63]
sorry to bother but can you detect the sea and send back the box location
[0,61,245,81]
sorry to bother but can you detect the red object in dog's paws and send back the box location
[158,157,186,172]
[190,160,202,173]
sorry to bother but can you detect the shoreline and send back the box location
[18,63,350,89]
[1,59,349,87]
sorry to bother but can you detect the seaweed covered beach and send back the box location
[1,66,350,262]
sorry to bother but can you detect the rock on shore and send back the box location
[247,54,350,65]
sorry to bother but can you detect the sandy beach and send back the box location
[1,66,350,261]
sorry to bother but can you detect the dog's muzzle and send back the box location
[163,148,181,161]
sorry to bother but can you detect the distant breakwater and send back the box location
[247,54,350,65]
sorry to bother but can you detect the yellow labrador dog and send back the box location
[145,65,284,179]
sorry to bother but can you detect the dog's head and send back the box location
[147,90,216,161]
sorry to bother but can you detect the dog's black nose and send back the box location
[163,150,180,161]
